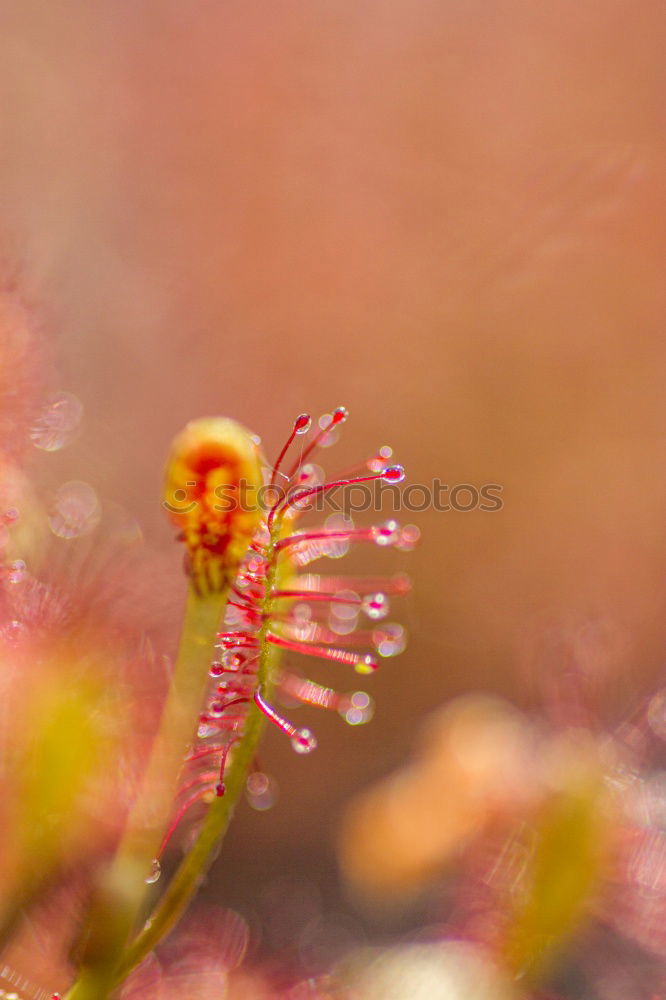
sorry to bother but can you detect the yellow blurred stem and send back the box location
[64,585,227,1000]
[0,676,107,953]
[502,778,609,983]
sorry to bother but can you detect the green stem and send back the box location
[64,586,226,1000]
[114,701,266,982]
[113,529,282,984]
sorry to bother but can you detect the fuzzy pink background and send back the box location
[2,0,665,945]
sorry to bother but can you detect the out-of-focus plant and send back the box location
[338,675,666,998]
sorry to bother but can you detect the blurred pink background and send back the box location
[1,0,666,960]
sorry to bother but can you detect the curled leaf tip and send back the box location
[163,417,263,595]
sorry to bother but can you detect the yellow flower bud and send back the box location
[163,418,264,594]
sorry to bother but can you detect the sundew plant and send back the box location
[0,371,416,1000]
[6,325,664,1000]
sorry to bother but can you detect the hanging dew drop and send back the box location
[332,405,349,424]
[294,413,312,435]
[373,520,400,546]
[362,592,389,620]
[145,858,161,884]
[291,728,317,754]
[354,654,378,675]
[383,464,405,483]
[222,650,244,669]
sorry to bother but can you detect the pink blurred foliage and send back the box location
[0,278,187,995]
[118,904,331,1000]
[339,640,666,997]
[121,905,249,1000]
[0,531,181,854]
[0,279,48,464]
[0,2,664,991]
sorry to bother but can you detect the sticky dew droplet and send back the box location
[383,464,405,483]
[332,405,349,424]
[145,858,161,884]
[373,520,400,546]
[354,654,378,675]
[362,593,389,620]
[291,728,317,754]
[294,413,312,435]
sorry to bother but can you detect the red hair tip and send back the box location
[294,413,312,434]
[332,406,349,425]
[383,464,405,483]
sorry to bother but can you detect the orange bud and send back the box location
[163,418,263,594]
